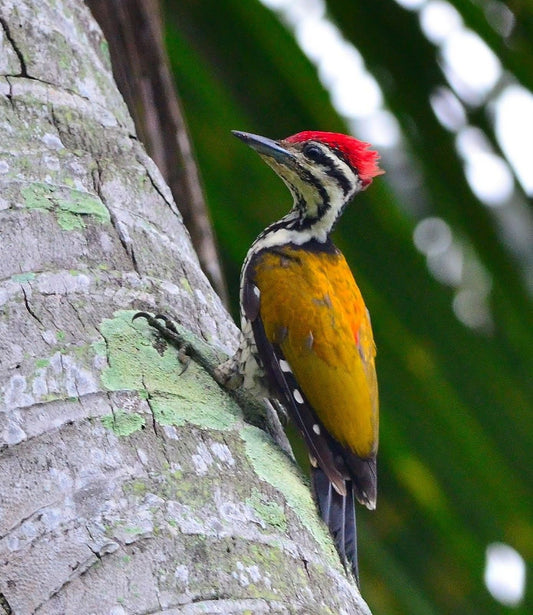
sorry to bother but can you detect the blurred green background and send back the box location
[161,0,532,612]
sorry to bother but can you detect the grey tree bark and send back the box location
[0,1,371,613]
[86,0,229,306]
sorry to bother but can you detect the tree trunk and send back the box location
[0,1,370,613]
[86,0,229,305]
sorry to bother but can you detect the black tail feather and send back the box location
[311,466,359,584]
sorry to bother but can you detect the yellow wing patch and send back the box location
[254,246,378,458]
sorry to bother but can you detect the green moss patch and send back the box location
[101,409,145,436]
[21,182,110,226]
[98,311,241,433]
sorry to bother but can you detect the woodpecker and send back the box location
[230,129,383,582]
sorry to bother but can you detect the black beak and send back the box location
[232,130,295,164]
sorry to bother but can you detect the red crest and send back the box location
[285,131,384,187]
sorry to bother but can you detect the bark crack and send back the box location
[0,592,13,615]
[141,375,159,437]
[100,326,111,366]
[4,76,15,111]
[0,29,94,104]
[0,500,59,541]
[21,285,43,327]
[66,296,86,332]
[32,551,99,613]
[0,17,27,77]
[302,556,311,581]
[86,543,102,561]
[92,160,140,274]
[137,597,283,615]
[134,145,177,215]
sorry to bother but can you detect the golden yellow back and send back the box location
[253,245,378,459]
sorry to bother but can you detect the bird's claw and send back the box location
[178,346,191,374]
[133,311,191,369]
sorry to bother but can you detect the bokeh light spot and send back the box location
[484,543,526,607]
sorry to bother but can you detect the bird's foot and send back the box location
[133,312,294,458]
[132,312,222,378]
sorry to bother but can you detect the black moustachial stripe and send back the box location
[314,148,354,197]
[298,167,330,214]
[324,164,353,196]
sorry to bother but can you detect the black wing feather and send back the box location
[245,287,345,494]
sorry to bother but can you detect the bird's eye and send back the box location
[303,143,324,161]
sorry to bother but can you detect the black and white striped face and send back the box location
[232,131,365,245]
[260,140,362,241]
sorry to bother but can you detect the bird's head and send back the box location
[233,130,384,240]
